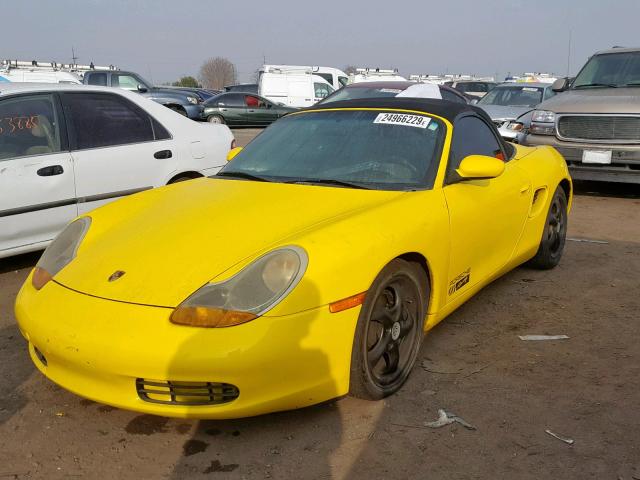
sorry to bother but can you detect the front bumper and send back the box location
[497,126,519,141]
[523,134,640,184]
[184,104,205,121]
[15,277,359,419]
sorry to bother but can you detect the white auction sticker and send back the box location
[374,113,430,128]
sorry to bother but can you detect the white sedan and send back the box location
[0,83,234,259]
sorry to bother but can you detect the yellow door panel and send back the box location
[443,161,531,302]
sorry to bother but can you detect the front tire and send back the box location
[207,115,225,124]
[349,259,428,400]
[528,186,568,269]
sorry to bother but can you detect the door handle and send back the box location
[220,108,228,112]
[154,150,172,159]
[37,165,64,176]
[248,109,256,113]
[520,184,531,194]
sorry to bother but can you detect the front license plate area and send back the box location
[582,150,612,164]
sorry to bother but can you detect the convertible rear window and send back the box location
[221,110,446,190]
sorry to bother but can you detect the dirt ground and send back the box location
[1,128,639,479]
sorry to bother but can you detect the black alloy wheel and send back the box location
[528,186,568,269]
[350,259,428,400]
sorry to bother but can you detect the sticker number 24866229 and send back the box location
[374,113,431,129]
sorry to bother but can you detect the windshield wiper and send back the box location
[286,178,371,190]
[216,171,270,182]
[574,83,618,89]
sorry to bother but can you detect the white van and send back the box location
[258,66,335,108]
[0,59,119,85]
[349,68,407,84]
[260,65,348,90]
[0,69,81,84]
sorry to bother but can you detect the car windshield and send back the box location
[573,52,640,88]
[320,87,404,104]
[478,86,543,107]
[218,110,446,191]
[455,83,476,93]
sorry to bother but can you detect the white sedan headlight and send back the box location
[505,121,524,132]
[170,246,308,328]
[32,217,91,290]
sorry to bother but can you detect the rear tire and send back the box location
[207,115,225,124]
[168,174,200,184]
[527,186,568,269]
[349,259,428,400]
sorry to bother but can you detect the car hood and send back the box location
[537,88,640,114]
[54,178,405,308]
[478,104,534,121]
[145,88,193,102]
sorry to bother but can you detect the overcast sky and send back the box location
[5,0,640,84]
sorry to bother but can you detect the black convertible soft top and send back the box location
[305,97,490,124]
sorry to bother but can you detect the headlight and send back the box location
[170,246,308,328]
[531,110,556,123]
[529,123,556,135]
[505,121,524,132]
[186,96,199,105]
[32,217,91,290]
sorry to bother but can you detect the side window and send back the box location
[112,74,141,90]
[544,88,556,100]
[244,95,260,108]
[0,94,63,161]
[338,76,349,87]
[151,117,171,141]
[86,72,108,86]
[63,93,159,149]
[314,83,332,99]
[447,116,504,183]
[219,94,244,107]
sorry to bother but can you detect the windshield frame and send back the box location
[218,107,450,192]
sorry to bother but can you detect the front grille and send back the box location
[558,116,640,141]
[136,378,239,406]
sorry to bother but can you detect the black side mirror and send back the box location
[551,78,568,92]
[137,84,148,93]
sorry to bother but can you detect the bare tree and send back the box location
[199,57,237,89]
[343,65,358,75]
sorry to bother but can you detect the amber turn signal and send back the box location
[170,306,257,328]
[32,267,53,291]
[329,292,367,313]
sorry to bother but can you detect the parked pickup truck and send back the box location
[83,70,204,121]
[523,47,640,184]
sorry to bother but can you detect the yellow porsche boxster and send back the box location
[15,98,572,419]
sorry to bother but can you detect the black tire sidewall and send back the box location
[349,259,428,400]
[529,186,568,269]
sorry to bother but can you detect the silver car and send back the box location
[476,82,557,141]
